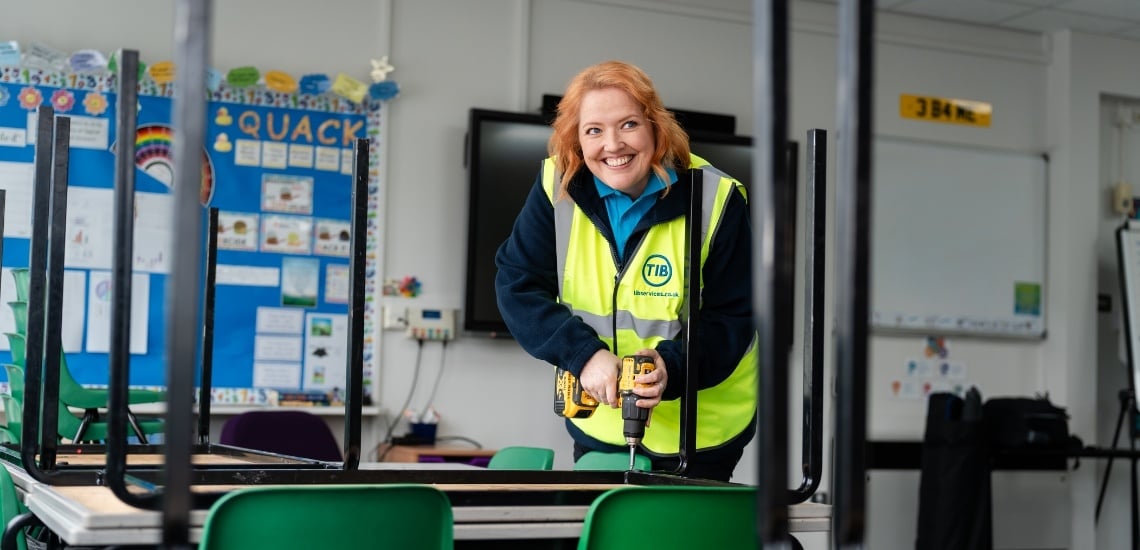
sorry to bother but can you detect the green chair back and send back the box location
[577,486,757,550]
[6,302,24,336]
[199,484,453,550]
[10,269,27,303]
[0,394,20,446]
[0,465,27,550]
[486,446,555,470]
[4,334,22,368]
[573,451,652,472]
[1,363,162,443]
[3,364,22,402]
[1,363,22,445]
[4,332,164,410]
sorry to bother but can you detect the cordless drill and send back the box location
[618,355,655,471]
[554,367,598,419]
[554,355,655,471]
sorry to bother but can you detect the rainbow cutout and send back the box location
[133,124,215,205]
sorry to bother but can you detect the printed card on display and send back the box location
[217,211,260,251]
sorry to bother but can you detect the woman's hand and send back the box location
[629,349,667,409]
[579,349,621,407]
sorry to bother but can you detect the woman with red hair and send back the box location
[496,61,757,481]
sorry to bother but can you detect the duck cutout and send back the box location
[213,132,232,153]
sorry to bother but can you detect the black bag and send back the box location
[983,396,1070,450]
[915,389,992,550]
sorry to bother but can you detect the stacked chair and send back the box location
[485,446,556,470]
[199,484,454,549]
[573,451,652,472]
[1,268,164,443]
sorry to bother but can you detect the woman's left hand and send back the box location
[630,348,667,409]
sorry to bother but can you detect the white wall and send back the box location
[3,1,1135,547]
[1050,30,1140,550]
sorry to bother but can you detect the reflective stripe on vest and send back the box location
[541,155,758,454]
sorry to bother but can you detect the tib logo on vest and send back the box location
[637,254,679,298]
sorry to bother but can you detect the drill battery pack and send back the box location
[554,367,598,419]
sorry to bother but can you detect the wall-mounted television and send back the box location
[462,107,755,337]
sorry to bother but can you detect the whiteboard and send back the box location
[1116,223,1140,396]
[870,138,1047,338]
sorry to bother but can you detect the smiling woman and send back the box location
[494,60,758,482]
[576,87,656,198]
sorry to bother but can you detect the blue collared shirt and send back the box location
[594,167,676,261]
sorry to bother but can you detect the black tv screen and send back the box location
[463,108,755,337]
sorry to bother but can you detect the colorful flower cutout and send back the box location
[50,89,75,113]
[17,86,42,110]
[82,91,107,116]
[398,276,421,298]
[0,87,8,108]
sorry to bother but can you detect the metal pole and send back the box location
[197,208,219,445]
[39,115,71,468]
[755,0,791,547]
[789,130,827,504]
[163,0,212,545]
[833,0,875,547]
[343,138,369,470]
[105,48,160,510]
[20,106,54,480]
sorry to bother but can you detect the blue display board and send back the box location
[0,68,381,402]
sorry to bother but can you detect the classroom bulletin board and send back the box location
[0,66,386,404]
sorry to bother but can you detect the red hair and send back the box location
[549,61,690,197]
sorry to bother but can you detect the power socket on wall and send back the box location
[381,306,407,330]
[404,308,456,341]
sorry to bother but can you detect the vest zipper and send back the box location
[611,231,647,359]
[611,274,619,358]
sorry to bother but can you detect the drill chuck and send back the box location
[623,399,648,442]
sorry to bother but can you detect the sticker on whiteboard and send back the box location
[889,379,921,400]
[904,358,932,378]
[1014,281,1042,316]
[923,336,948,359]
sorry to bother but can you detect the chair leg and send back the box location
[126,410,149,444]
[72,409,98,442]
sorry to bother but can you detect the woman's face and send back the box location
[578,88,655,198]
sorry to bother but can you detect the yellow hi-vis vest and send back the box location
[542,154,758,455]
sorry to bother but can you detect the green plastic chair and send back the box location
[199,484,453,550]
[6,302,24,335]
[6,309,167,409]
[0,394,20,445]
[486,446,555,470]
[5,331,165,442]
[9,269,27,303]
[2,363,163,443]
[573,451,652,472]
[0,464,29,550]
[577,486,757,550]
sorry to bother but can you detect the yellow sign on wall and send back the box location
[900,94,991,127]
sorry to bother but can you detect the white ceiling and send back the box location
[873,0,1140,40]
[648,0,1140,41]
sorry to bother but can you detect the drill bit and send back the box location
[628,445,636,471]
